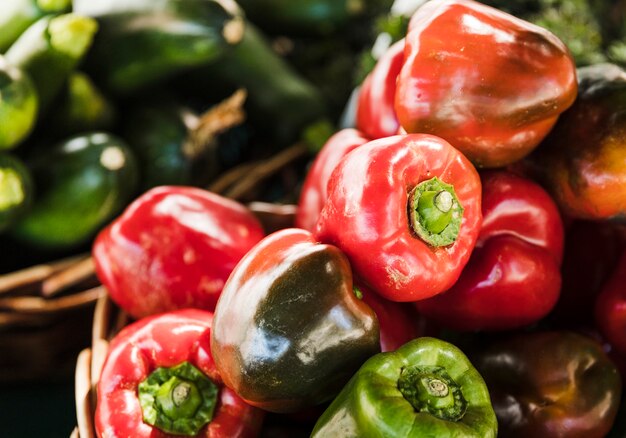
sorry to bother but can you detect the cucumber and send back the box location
[11,132,138,249]
[0,0,71,53]
[0,56,38,150]
[0,153,32,232]
[4,13,99,111]
[82,0,243,95]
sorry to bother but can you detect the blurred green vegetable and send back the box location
[83,0,244,95]
[237,0,392,36]
[44,72,116,138]
[5,14,98,111]
[0,0,71,53]
[0,153,32,232]
[191,23,328,147]
[0,57,38,150]
[11,132,138,249]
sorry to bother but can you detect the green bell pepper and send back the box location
[0,56,38,150]
[4,13,98,112]
[0,0,71,53]
[312,337,497,438]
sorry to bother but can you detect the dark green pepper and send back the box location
[11,132,138,249]
[474,331,621,438]
[43,72,116,138]
[0,153,32,232]
[4,13,98,112]
[211,228,380,413]
[312,337,497,438]
[0,56,37,150]
[82,0,243,95]
[0,0,71,53]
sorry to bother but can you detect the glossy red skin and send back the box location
[596,251,626,355]
[418,171,563,331]
[296,129,369,232]
[95,310,264,438]
[93,186,265,319]
[356,40,404,140]
[359,285,420,352]
[396,0,577,168]
[315,134,482,302]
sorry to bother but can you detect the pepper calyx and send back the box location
[138,361,219,435]
[408,177,464,247]
[397,365,467,422]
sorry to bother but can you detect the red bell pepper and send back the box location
[95,309,264,437]
[395,0,577,168]
[417,171,563,331]
[296,129,369,232]
[596,251,626,356]
[359,285,420,352]
[315,134,482,302]
[93,186,265,319]
[356,39,403,139]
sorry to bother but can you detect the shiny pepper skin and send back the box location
[296,128,369,232]
[596,251,626,356]
[356,39,404,139]
[95,309,264,438]
[93,186,265,319]
[315,134,482,302]
[395,0,577,168]
[417,171,564,331]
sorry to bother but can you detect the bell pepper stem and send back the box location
[408,177,464,247]
[138,361,219,436]
[397,365,467,422]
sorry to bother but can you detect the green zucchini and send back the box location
[0,0,71,53]
[0,56,38,150]
[11,132,138,249]
[0,153,33,232]
[82,0,244,95]
[44,72,116,138]
[4,13,98,111]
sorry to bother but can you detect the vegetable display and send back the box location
[1,0,625,436]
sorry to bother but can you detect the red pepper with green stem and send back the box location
[417,171,563,331]
[356,39,403,140]
[315,134,482,302]
[296,128,369,232]
[95,309,264,437]
[395,0,577,168]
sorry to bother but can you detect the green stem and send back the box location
[138,361,219,436]
[397,365,467,422]
[408,177,464,247]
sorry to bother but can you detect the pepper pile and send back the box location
[1,0,626,436]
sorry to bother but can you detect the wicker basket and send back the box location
[71,201,297,437]
[0,141,305,386]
